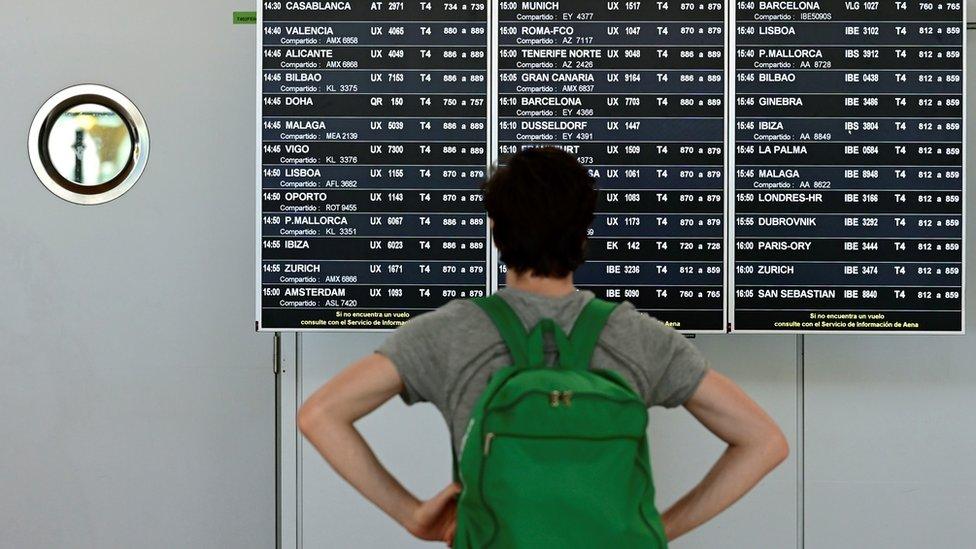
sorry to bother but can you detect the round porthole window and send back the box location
[28,85,149,205]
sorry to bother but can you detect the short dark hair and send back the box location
[482,147,597,278]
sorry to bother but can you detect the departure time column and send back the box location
[260,1,490,330]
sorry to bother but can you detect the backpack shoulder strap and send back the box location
[471,295,530,368]
[566,298,619,371]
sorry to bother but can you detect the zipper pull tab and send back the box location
[484,433,495,456]
[550,390,561,407]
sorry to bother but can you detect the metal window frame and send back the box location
[28,84,150,205]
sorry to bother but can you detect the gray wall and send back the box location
[0,2,273,548]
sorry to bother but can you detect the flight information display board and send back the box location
[258,1,491,330]
[496,0,727,332]
[731,0,965,332]
[257,1,965,333]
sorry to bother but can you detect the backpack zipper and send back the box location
[483,432,495,456]
[487,389,641,415]
[483,431,642,457]
[547,390,576,408]
[482,391,646,457]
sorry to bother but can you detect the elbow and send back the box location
[297,398,329,437]
[763,425,790,468]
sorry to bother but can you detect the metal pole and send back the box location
[274,332,281,549]
[275,333,300,549]
[796,334,805,549]
[295,333,303,549]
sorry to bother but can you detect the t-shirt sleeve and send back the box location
[619,308,709,408]
[375,301,460,406]
[649,327,709,407]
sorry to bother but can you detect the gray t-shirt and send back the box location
[376,287,709,452]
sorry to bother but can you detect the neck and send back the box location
[506,270,575,297]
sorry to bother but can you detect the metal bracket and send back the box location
[273,332,282,375]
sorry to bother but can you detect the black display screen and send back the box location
[495,0,728,332]
[731,0,965,332]
[257,1,965,333]
[260,2,491,330]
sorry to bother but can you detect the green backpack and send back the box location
[452,294,667,548]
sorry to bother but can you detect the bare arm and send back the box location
[297,353,459,544]
[661,370,789,541]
